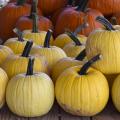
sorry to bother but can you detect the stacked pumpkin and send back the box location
[0,0,120,118]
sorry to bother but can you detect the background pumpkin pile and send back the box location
[0,0,120,118]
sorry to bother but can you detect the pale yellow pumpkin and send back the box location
[6,58,54,117]
[55,55,109,116]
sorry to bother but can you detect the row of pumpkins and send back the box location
[1,0,120,41]
[0,12,120,117]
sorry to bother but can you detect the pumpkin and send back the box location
[88,0,120,17]
[0,68,8,108]
[31,30,67,70]
[6,57,54,117]
[86,16,120,74]
[63,31,85,57]
[52,49,86,82]
[1,41,49,79]
[55,54,109,116]
[55,0,103,36]
[0,45,13,66]
[0,0,31,41]
[16,0,52,32]
[4,28,29,54]
[23,13,53,46]
[112,74,120,112]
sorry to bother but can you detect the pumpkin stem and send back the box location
[44,29,53,48]
[29,0,38,19]
[13,28,24,41]
[26,57,34,75]
[32,13,39,33]
[75,49,86,61]
[22,41,33,57]
[16,0,26,6]
[76,0,89,12]
[78,54,101,75]
[74,16,89,36]
[111,17,118,25]
[96,16,115,31]
[66,31,82,46]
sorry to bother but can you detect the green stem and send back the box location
[76,0,89,12]
[78,54,101,75]
[26,57,34,75]
[32,13,39,33]
[16,0,26,6]
[22,41,33,57]
[29,0,38,19]
[96,16,115,31]
[75,49,86,61]
[66,31,82,46]
[44,30,53,48]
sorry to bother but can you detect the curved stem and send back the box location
[111,17,118,25]
[29,0,38,18]
[32,13,39,33]
[22,41,33,57]
[76,0,89,12]
[13,28,24,41]
[44,30,53,48]
[26,57,34,75]
[16,0,26,6]
[96,16,115,31]
[78,54,101,75]
[75,49,86,61]
[66,31,82,46]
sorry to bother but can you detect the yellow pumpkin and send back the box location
[1,41,49,79]
[63,31,85,57]
[55,54,109,116]
[0,45,13,66]
[0,68,8,108]
[86,16,120,74]
[23,13,53,46]
[52,49,86,82]
[6,58,54,117]
[31,30,67,70]
[112,75,120,112]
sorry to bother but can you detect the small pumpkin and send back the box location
[63,31,85,57]
[4,28,29,54]
[52,49,86,82]
[55,0,103,36]
[6,57,54,117]
[0,0,31,41]
[86,16,120,74]
[0,45,13,66]
[23,13,53,46]
[16,0,52,32]
[1,41,48,79]
[112,75,120,112]
[55,54,109,116]
[31,30,67,70]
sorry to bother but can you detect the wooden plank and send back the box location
[58,105,90,120]
[29,103,59,120]
[0,105,28,120]
[92,100,120,120]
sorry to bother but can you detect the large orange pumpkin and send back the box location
[55,0,103,37]
[0,0,31,41]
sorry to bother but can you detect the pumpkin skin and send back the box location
[0,68,8,108]
[0,1,31,41]
[55,6,103,36]
[112,75,120,112]
[88,0,120,17]
[0,45,13,66]
[86,17,120,74]
[6,58,54,117]
[53,34,87,48]
[55,66,109,116]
